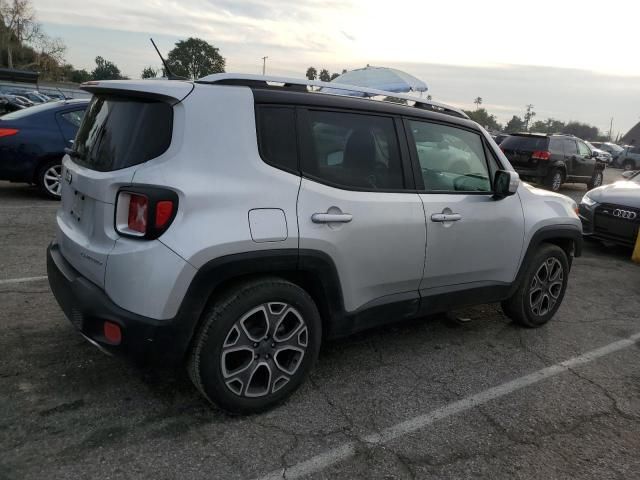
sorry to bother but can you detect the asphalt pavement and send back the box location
[1,169,638,480]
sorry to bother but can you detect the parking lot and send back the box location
[0,169,638,480]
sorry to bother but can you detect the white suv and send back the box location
[47,74,582,413]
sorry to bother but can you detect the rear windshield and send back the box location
[72,95,173,172]
[500,135,548,151]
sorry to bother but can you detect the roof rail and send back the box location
[196,73,469,120]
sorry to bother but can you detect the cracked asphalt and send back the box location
[1,168,639,480]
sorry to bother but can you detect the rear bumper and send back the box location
[47,242,193,365]
[512,164,550,180]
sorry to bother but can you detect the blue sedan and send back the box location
[0,99,89,199]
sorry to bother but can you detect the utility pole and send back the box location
[609,117,614,141]
[261,56,268,75]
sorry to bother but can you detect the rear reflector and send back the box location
[155,200,174,228]
[0,128,19,138]
[127,194,149,234]
[103,321,122,345]
[532,150,551,161]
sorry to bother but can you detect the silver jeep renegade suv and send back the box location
[47,74,582,414]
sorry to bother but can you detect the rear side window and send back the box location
[563,138,578,155]
[257,106,298,172]
[61,110,84,127]
[301,110,403,190]
[500,135,549,151]
[549,138,563,155]
[73,95,173,172]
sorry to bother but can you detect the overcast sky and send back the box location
[33,0,640,135]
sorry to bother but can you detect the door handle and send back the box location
[312,212,353,223]
[431,213,462,222]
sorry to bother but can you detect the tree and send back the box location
[305,67,317,80]
[319,68,330,82]
[91,56,124,80]
[473,96,482,110]
[166,37,224,80]
[330,72,340,80]
[530,118,565,134]
[141,66,158,79]
[426,94,432,101]
[70,68,90,83]
[463,108,502,131]
[563,121,601,141]
[524,104,536,131]
[505,115,526,133]
[0,0,39,68]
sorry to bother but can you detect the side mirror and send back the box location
[622,170,636,179]
[493,170,519,199]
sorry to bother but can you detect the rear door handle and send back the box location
[312,213,353,224]
[431,213,462,222]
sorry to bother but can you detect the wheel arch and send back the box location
[175,249,344,360]
[511,225,582,295]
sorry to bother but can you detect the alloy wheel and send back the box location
[43,165,62,197]
[221,302,308,397]
[552,172,562,191]
[529,257,564,317]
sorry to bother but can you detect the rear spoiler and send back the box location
[80,80,194,105]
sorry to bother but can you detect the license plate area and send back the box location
[70,190,85,223]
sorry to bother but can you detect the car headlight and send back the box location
[580,193,597,207]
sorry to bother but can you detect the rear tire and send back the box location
[188,277,322,414]
[587,170,603,190]
[543,168,563,192]
[36,159,62,200]
[501,244,569,328]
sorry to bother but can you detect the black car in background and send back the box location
[500,133,606,192]
[0,99,88,199]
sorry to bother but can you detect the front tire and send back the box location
[188,278,322,414]
[622,159,635,171]
[502,244,569,328]
[544,168,563,192]
[587,169,603,189]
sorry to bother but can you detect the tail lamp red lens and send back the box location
[103,321,122,345]
[531,150,551,161]
[0,128,19,137]
[127,194,148,233]
[155,200,174,228]
[115,187,178,239]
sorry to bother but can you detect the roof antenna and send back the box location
[150,38,184,80]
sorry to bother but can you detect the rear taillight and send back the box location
[115,186,178,239]
[0,128,19,137]
[531,150,551,161]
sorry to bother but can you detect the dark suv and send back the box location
[500,133,605,192]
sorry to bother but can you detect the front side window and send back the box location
[577,141,591,156]
[407,119,491,192]
[302,110,403,190]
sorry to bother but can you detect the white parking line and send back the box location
[0,275,47,286]
[256,332,640,480]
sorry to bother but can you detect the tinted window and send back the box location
[549,138,563,155]
[407,120,491,192]
[257,107,298,172]
[73,95,173,172]
[61,110,85,127]
[563,138,578,155]
[500,135,548,151]
[577,141,591,156]
[302,110,403,190]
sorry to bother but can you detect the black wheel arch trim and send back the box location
[510,224,582,296]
